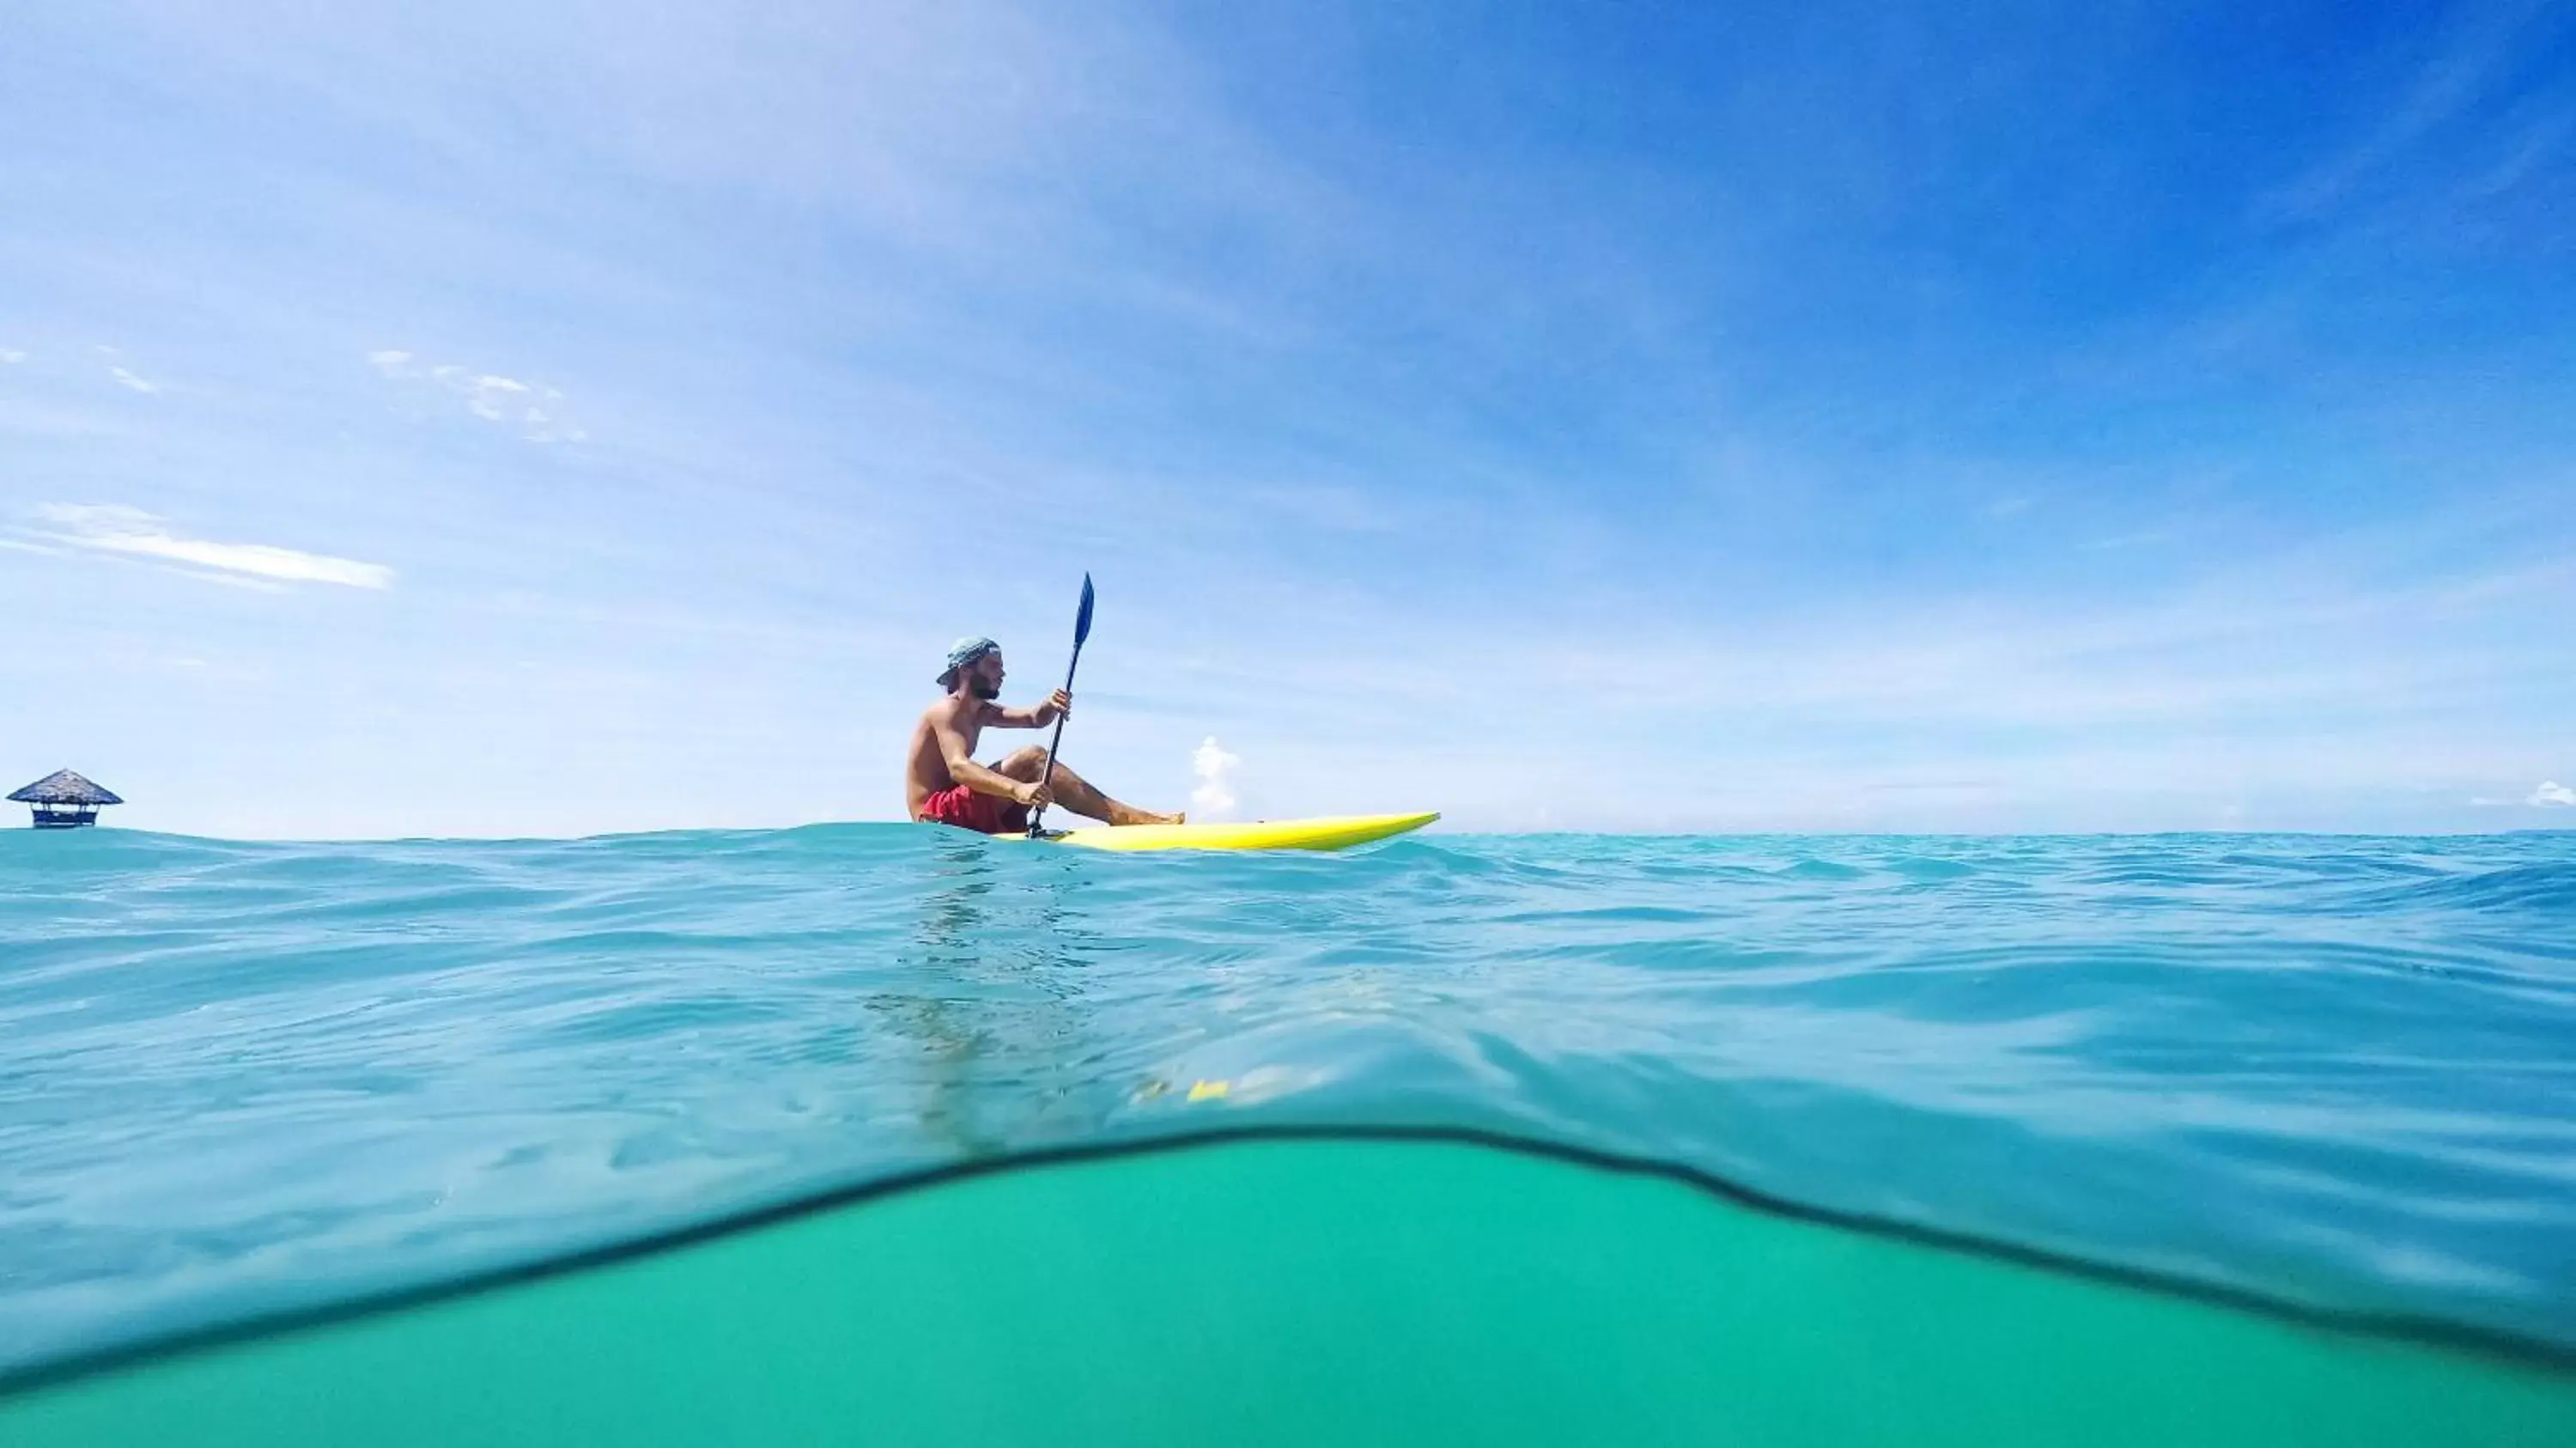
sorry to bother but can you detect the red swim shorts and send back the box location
[918,784,1030,836]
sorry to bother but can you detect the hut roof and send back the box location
[8,770,123,806]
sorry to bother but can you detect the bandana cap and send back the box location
[937,636,999,688]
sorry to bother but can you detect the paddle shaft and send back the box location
[1026,645,1083,834]
[1027,575,1092,834]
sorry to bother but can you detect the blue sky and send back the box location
[3,0,2572,837]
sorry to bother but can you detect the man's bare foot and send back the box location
[1109,806,1185,826]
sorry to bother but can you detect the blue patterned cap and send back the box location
[937,636,999,687]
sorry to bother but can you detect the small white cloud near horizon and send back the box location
[33,504,395,590]
[1191,735,1242,820]
[108,365,159,394]
[369,349,586,443]
[2532,782,2576,808]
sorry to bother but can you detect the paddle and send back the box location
[1026,572,1094,837]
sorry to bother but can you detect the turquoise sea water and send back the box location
[4,825,2573,1378]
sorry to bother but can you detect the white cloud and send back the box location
[461,374,526,420]
[2532,782,2576,808]
[0,349,26,364]
[109,365,160,394]
[1190,735,1241,820]
[369,350,583,441]
[33,504,395,589]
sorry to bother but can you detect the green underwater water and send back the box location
[7,1137,2570,1446]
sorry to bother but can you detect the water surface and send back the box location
[4,826,2573,1372]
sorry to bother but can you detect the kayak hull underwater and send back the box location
[1027,812,1438,852]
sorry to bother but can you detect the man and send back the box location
[905,636,1183,834]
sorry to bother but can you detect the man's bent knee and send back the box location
[998,746,1049,777]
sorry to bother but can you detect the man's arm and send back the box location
[987,690,1072,728]
[931,711,1045,804]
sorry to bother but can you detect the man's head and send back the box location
[938,636,1005,700]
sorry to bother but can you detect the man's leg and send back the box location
[994,748,1182,827]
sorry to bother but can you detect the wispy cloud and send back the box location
[2259,0,2563,222]
[32,504,395,590]
[2533,781,2576,808]
[1240,484,1407,535]
[368,349,586,441]
[108,365,160,394]
[0,348,25,364]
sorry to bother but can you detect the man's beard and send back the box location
[969,678,1001,701]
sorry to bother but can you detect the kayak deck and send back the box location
[1030,812,1439,852]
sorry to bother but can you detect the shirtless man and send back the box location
[905,636,1182,834]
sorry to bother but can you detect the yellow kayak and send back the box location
[1028,812,1438,853]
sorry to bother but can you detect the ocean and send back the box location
[3,825,2573,1437]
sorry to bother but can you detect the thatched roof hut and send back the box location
[9,770,123,828]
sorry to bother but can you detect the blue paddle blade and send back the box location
[1073,573,1095,646]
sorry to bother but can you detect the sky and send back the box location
[3,0,2572,837]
